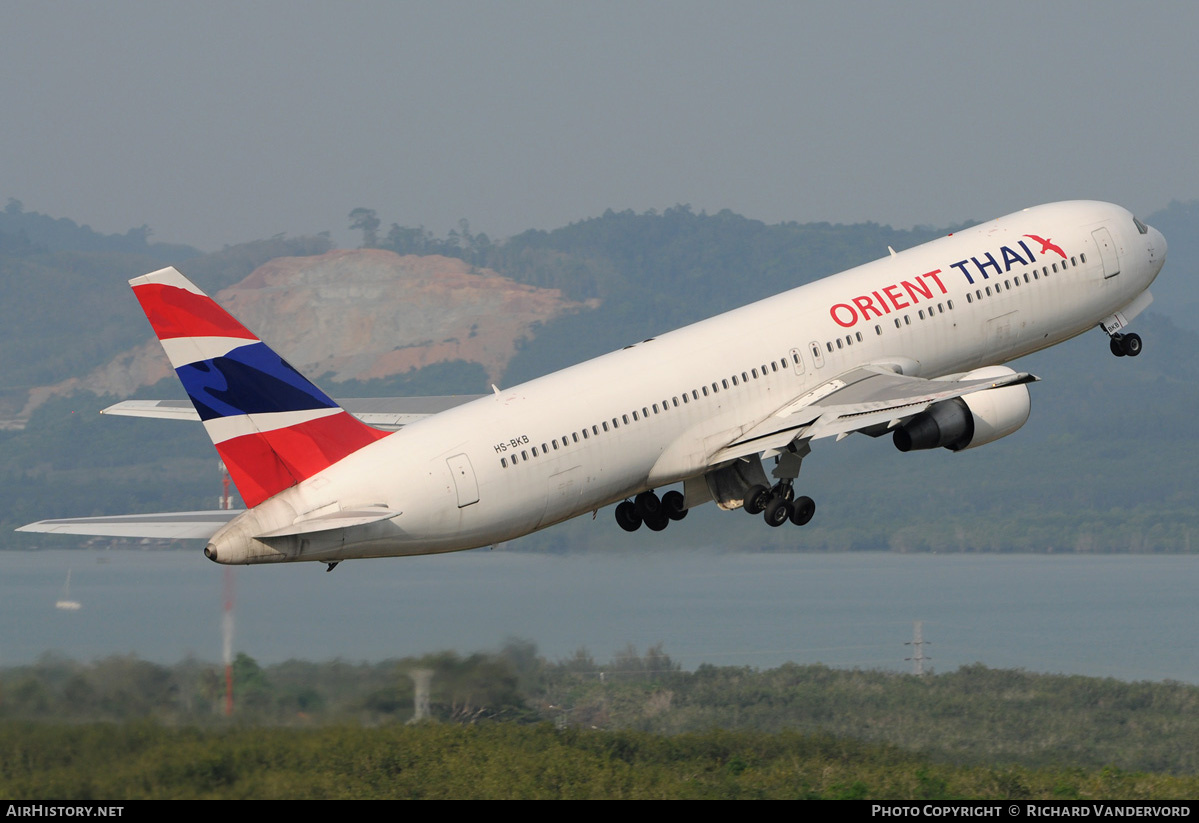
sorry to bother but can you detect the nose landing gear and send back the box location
[1108,331,1142,357]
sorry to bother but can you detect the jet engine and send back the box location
[893,366,1031,452]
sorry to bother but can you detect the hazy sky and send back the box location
[2,1,1195,250]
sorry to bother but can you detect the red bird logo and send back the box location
[1024,234,1067,259]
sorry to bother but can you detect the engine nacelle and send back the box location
[893,366,1031,452]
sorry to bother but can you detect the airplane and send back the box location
[18,201,1166,569]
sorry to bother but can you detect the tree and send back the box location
[349,208,381,248]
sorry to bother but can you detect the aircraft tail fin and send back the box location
[130,267,389,507]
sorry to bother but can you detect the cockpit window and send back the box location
[1133,216,1149,235]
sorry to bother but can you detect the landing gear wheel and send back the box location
[634,491,661,518]
[763,497,792,527]
[1110,336,1126,357]
[661,490,688,521]
[789,496,815,526]
[644,511,670,532]
[744,484,771,515]
[1121,333,1142,357]
[615,500,642,532]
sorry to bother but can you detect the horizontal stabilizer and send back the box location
[16,510,242,540]
[102,395,485,431]
[254,507,399,538]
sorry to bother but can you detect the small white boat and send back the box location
[55,568,82,611]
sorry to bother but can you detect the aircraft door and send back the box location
[538,465,582,528]
[446,453,479,507]
[1092,228,1120,278]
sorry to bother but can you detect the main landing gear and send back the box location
[615,489,689,532]
[744,442,816,528]
[1108,331,1142,358]
[744,481,815,528]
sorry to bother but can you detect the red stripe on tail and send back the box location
[214,412,389,507]
[132,283,258,341]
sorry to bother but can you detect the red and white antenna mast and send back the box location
[219,461,235,716]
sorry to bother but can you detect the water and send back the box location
[3,549,1196,683]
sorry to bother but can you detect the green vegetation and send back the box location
[3,645,1199,798]
[6,722,1198,800]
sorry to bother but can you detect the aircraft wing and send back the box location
[709,365,1038,463]
[102,395,485,431]
[15,510,243,539]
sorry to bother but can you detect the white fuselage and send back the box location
[208,201,1165,564]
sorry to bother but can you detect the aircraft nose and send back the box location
[1153,225,1167,261]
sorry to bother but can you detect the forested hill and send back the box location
[352,201,1199,384]
[353,205,960,382]
[0,198,200,262]
[3,198,1198,552]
